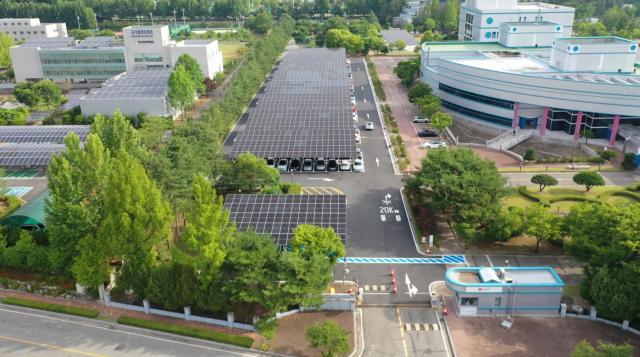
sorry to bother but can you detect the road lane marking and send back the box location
[337,256,466,264]
[396,307,409,357]
[0,335,107,357]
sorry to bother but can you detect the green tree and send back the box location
[531,174,558,192]
[168,65,196,112]
[441,0,460,33]
[571,340,635,357]
[290,224,345,263]
[145,262,201,310]
[482,206,524,242]
[599,150,617,162]
[581,128,595,144]
[91,110,145,159]
[408,82,432,103]
[394,58,420,87]
[34,80,63,106]
[325,28,364,54]
[306,320,350,357]
[572,171,605,192]
[73,150,170,292]
[407,148,506,236]
[391,39,406,51]
[181,175,236,283]
[13,82,40,107]
[430,111,452,132]
[590,263,640,322]
[246,11,274,34]
[417,95,441,118]
[220,152,280,193]
[523,203,562,253]
[523,148,536,162]
[46,134,109,274]
[175,54,205,94]
[0,32,14,68]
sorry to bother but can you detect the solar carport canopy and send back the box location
[224,194,347,248]
[0,125,89,144]
[229,48,356,159]
[0,143,65,167]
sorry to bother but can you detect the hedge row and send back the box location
[517,186,640,207]
[365,57,386,101]
[1,296,100,318]
[117,316,254,348]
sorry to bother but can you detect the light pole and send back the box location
[182,8,186,25]
[173,9,177,25]
[95,13,99,32]
[150,12,154,26]
[76,15,81,30]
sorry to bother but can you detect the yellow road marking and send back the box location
[396,307,409,357]
[302,187,344,195]
[0,335,107,357]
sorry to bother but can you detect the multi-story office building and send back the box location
[11,37,125,82]
[421,35,640,145]
[394,0,428,26]
[0,18,67,42]
[123,25,223,80]
[458,0,574,42]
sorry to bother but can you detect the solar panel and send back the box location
[224,194,347,247]
[0,125,90,144]
[0,143,66,167]
[229,48,356,159]
[18,37,74,48]
[81,68,171,101]
[76,36,119,48]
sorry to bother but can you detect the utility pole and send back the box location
[182,8,186,25]
[76,15,81,30]
[173,9,177,25]
[149,13,154,26]
[95,13,99,32]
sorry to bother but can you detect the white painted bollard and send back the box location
[104,291,111,307]
[184,306,192,321]
[590,307,597,321]
[75,283,87,296]
[560,303,567,317]
[143,299,150,314]
[623,320,630,331]
[227,312,235,328]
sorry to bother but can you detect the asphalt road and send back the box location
[0,304,268,357]
[503,170,640,187]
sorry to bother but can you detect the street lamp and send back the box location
[95,13,99,32]
[76,15,81,30]
[150,12,154,26]
[173,9,177,25]
[182,8,186,25]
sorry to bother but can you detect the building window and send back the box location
[460,297,478,306]
[439,83,515,109]
[442,100,513,127]
[491,31,498,39]
[494,297,502,306]
[464,12,474,41]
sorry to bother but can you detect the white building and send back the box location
[123,25,223,80]
[420,36,640,146]
[394,0,428,26]
[0,18,67,42]
[79,68,175,118]
[458,0,574,42]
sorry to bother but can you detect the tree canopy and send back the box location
[572,172,605,192]
[0,32,14,68]
[306,320,350,357]
[531,174,558,192]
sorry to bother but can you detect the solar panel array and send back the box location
[0,125,89,144]
[81,68,171,101]
[19,37,74,48]
[230,48,356,159]
[224,194,347,247]
[76,36,120,48]
[0,143,66,167]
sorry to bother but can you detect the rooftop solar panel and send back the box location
[0,143,66,167]
[76,36,120,48]
[81,68,171,101]
[0,125,90,144]
[229,48,356,159]
[224,194,347,247]
[19,37,74,48]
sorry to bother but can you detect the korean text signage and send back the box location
[466,286,503,293]
[131,29,153,37]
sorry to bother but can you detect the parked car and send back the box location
[266,157,275,167]
[413,116,429,123]
[290,158,301,171]
[339,160,352,171]
[355,133,361,144]
[277,159,289,172]
[420,140,448,149]
[302,158,314,171]
[356,147,363,160]
[353,112,358,121]
[364,121,375,130]
[417,129,438,137]
[327,159,338,171]
[315,158,326,171]
[353,158,364,172]
[351,97,356,105]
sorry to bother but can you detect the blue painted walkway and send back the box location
[337,256,466,264]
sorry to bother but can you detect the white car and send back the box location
[353,158,364,172]
[420,140,448,149]
[355,133,361,144]
[364,122,374,130]
[351,97,356,105]
[413,116,429,123]
[353,112,358,121]
[355,147,363,160]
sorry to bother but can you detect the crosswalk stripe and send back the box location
[432,323,439,331]
[337,256,466,265]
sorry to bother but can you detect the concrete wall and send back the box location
[10,46,44,82]
[0,18,67,41]
[123,26,173,72]
[170,40,223,80]
[550,40,637,72]
[80,96,172,118]
[499,23,562,48]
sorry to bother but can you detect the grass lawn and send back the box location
[503,186,640,213]
[218,41,246,65]
[498,165,624,173]
[1,296,100,318]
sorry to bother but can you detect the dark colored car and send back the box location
[302,159,313,171]
[315,158,326,171]
[417,129,438,137]
[327,159,338,171]
[266,157,275,167]
[290,158,301,171]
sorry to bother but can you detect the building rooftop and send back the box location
[449,52,557,74]
[16,37,74,48]
[446,267,564,287]
[381,29,418,46]
[178,39,217,46]
[501,21,559,26]
[75,36,122,49]
[555,36,635,45]
[81,68,170,101]
[515,1,574,11]
[421,41,547,53]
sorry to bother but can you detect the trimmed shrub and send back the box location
[2,297,100,318]
[116,316,254,348]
